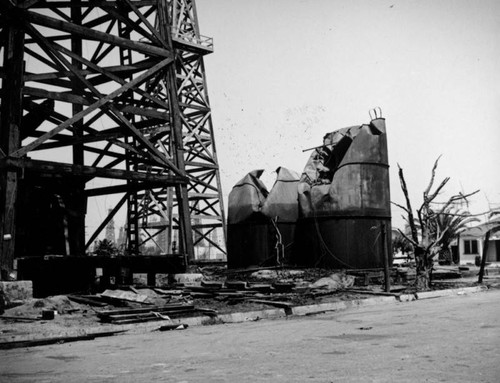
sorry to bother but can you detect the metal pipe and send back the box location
[382,223,391,293]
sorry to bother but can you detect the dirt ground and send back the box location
[1,265,498,345]
[2,289,499,382]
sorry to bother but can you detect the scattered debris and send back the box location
[225,281,248,290]
[0,281,33,307]
[0,265,493,349]
[157,323,188,331]
[250,270,279,280]
[100,289,151,304]
[173,273,204,285]
[41,310,56,320]
[0,315,43,322]
[3,295,81,317]
[342,289,401,297]
[310,273,355,291]
[67,295,108,307]
[96,304,217,325]
[247,299,293,310]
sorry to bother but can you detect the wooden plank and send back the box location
[97,304,195,317]
[97,1,159,46]
[82,11,114,29]
[0,19,24,273]
[106,309,213,325]
[1,157,189,183]
[123,0,168,49]
[67,295,108,307]
[82,145,129,161]
[50,43,171,110]
[24,23,181,175]
[12,57,173,157]
[0,330,128,350]
[100,289,150,304]
[25,46,63,72]
[185,161,218,170]
[24,10,171,58]
[32,122,167,151]
[0,315,42,321]
[20,99,54,139]
[23,86,92,106]
[23,75,73,89]
[23,98,68,125]
[106,103,183,175]
[118,105,169,119]
[89,18,117,65]
[342,289,401,297]
[157,323,188,331]
[29,1,157,9]
[24,60,153,82]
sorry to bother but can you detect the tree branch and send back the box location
[423,155,442,199]
[397,229,419,248]
[391,201,409,214]
[426,177,450,204]
[398,164,419,244]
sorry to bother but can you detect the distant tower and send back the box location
[105,209,116,244]
[127,0,227,260]
[117,226,127,249]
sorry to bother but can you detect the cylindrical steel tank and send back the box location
[261,167,300,266]
[294,118,392,269]
[227,170,269,269]
[227,168,299,268]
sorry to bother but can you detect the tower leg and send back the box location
[0,19,25,277]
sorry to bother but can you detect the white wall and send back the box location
[458,236,482,265]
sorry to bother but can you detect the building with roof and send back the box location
[452,221,500,265]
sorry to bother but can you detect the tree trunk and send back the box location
[414,247,432,290]
[415,267,432,290]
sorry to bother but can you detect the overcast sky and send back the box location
[193,0,500,229]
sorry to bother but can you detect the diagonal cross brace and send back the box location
[12,58,173,159]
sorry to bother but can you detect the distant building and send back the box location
[105,209,116,244]
[117,225,126,249]
[452,222,500,265]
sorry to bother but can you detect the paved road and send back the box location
[1,289,499,383]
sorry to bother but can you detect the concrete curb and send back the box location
[415,285,486,300]
[291,296,396,316]
[0,285,489,348]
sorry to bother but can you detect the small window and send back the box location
[464,239,479,254]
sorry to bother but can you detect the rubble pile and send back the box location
[0,264,494,349]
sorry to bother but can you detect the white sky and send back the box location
[194,0,500,229]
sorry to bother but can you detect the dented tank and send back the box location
[294,116,392,269]
[227,168,299,268]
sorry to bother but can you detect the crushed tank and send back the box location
[227,167,299,268]
[294,116,391,269]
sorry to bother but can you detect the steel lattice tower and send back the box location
[0,0,226,275]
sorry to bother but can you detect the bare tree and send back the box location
[394,157,479,290]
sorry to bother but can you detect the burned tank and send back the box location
[227,167,299,268]
[294,113,391,269]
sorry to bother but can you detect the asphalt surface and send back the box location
[1,289,499,383]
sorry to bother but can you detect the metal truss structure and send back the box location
[0,0,226,275]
